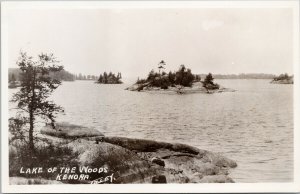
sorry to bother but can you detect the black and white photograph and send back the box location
[1,0,299,193]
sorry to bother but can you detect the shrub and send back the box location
[204,73,214,85]
[9,140,78,180]
[160,83,169,89]
[168,71,176,84]
[203,73,219,90]
[136,78,147,84]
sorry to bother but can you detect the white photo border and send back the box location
[1,0,299,193]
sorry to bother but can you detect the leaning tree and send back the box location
[11,52,64,152]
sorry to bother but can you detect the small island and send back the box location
[271,73,293,84]
[126,60,234,94]
[97,72,123,84]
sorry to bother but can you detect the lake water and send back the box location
[9,79,293,182]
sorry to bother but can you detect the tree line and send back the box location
[9,68,75,82]
[9,68,103,82]
[75,74,98,81]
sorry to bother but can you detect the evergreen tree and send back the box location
[158,60,166,74]
[168,71,175,84]
[204,73,214,85]
[11,52,64,152]
[103,72,108,84]
[98,74,103,83]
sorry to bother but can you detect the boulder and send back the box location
[152,175,167,183]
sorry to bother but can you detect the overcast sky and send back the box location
[5,7,294,79]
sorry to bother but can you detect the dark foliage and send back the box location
[136,78,147,84]
[203,73,220,90]
[97,72,122,84]
[139,62,197,89]
[273,73,293,81]
[158,60,166,74]
[204,73,214,85]
[174,65,195,87]
[11,52,64,151]
[9,140,78,181]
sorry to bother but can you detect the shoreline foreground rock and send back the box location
[10,122,237,184]
[125,81,235,94]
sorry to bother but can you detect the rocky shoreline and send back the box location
[10,123,237,184]
[126,81,235,94]
[270,74,293,84]
[270,79,293,84]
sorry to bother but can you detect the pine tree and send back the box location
[11,52,64,152]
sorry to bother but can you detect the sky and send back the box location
[4,6,295,80]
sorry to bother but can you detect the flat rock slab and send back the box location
[24,124,237,184]
[40,122,104,139]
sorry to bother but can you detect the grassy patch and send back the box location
[9,140,79,181]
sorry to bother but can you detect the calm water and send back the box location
[9,79,293,182]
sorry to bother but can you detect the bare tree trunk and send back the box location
[29,68,36,153]
[29,110,34,152]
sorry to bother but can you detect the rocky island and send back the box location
[96,72,123,84]
[9,122,237,184]
[126,61,235,94]
[271,73,293,84]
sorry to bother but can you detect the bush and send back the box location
[146,70,159,83]
[204,73,214,85]
[160,83,169,89]
[168,71,176,84]
[203,73,219,90]
[9,116,28,144]
[136,78,147,84]
[9,118,80,182]
[9,141,78,180]
[175,65,195,87]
